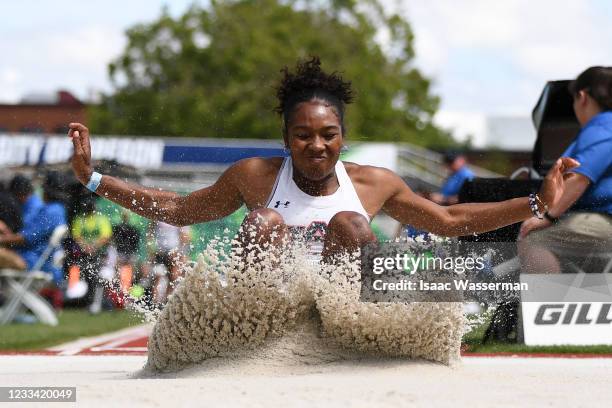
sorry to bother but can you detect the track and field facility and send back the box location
[1,325,611,407]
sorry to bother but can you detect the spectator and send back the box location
[146,220,190,304]
[0,181,24,270]
[70,195,113,311]
[0,180,23,234]
[112,210,141,291]
[431,152,475,205]
[0,172,67,283]
[519,66,612,274]
[9,174,43,228]
[113,210,141,267]
[72,196,113,264]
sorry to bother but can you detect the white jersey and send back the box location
[265,157,370,259]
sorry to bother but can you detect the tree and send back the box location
[89,0,456,147]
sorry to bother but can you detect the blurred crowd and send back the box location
[0,171,190,318]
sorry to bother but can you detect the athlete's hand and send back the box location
[68,123,93,185]
[537,157,580,210]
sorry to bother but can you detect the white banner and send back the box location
[0,134,164,169]
[522,302,612,346]
[520,273,612,345]
[0,136,45,166]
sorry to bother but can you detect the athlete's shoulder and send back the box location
[343,161,399,184]
[230,156,284,177]
[218,157,284,208]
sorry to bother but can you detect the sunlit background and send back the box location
[2,0,611,147]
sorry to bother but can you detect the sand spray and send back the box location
[123,226,466,372]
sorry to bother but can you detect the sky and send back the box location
[1,0,611,146]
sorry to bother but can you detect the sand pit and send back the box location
[145,240,464,372]
[13,238,607,406]
[5,240,611,406]
[2,355,612,407]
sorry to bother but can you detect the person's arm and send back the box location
[0,220,11,235]
[429,192,446,205]
[69,123,244,226]
[0,205,64,247]
[384,186,534,237]
[382,157,579,237]
[0,232,25,247]
[543,173,590,218]
[519,124,612,238]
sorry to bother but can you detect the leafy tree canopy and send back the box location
[90,0,457,147]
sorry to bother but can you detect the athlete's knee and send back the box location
[326,211,377,250]
[242,208,285,230]
[239,208,287,246]
[328,211,373,238]
[322,212,376,263]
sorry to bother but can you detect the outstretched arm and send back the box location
[382,157,580,237]
[69,123,244,226]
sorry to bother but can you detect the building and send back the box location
[0,91,86,134]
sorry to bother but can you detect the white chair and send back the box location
[0,224,68,326]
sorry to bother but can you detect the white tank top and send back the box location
[265,157,370,259]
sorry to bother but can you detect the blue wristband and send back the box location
[86,172,103,192]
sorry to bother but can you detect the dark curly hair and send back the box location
[275,56,354,135]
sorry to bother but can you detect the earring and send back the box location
[341,145,349,152]
[283,146,291,154]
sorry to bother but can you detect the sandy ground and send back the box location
[1,355,611,407]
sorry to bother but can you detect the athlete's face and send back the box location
[285,100,343,181]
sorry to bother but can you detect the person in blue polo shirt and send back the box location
[519,66,612,274]
[431,152,475,205]
[9,174,44,228]
[0,172,67,283]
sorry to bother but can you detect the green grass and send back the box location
[463,342,612,354]
[463,314,612,354]
[4,308,612,355]
[0,309,142,351]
